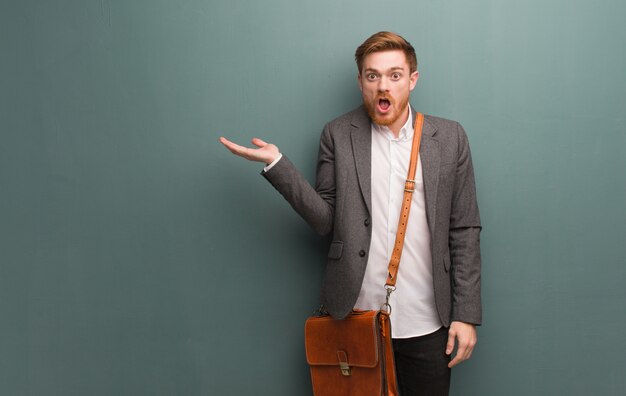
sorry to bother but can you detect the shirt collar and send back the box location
[372,105,413,142]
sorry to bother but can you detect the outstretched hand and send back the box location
[219,136,280,165]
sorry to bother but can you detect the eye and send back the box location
[391,72,401,80]
[366,73,378,81]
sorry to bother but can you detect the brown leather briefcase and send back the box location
[303,113,425,396]
[305,310,398,396]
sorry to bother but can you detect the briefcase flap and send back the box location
[305,310,380,368]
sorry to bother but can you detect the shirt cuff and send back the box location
[263,153,283,172]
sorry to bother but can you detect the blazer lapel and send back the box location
[350,106,372,214]
[420,116,440,237]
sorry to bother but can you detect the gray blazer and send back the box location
[263,105,482,326]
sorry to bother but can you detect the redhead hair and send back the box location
[354,31,418,73]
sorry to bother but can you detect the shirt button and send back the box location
[359,250,366,257]
[364,219,370,227]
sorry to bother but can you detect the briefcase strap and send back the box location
[385,112,424,290]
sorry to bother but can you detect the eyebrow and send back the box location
[363,67,406,73]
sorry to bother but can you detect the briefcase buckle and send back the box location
[339,362,351,376]
[337,350,351,376]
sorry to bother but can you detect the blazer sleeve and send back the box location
[261,124,336,236]
[448,122,483,325]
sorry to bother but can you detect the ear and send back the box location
[409,70,419,91]
[357,73,363,91]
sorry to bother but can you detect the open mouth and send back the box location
[377,98,392,113]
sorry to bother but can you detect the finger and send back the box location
[221,136,251,151]
[448,350,465,368]
[458,330,476,359]
[251,137,267,148]
[448,342,469,368]
[466,347,474,360]
[445,330,456,355]
[464,338,476,360]
[219,136,241,151]
[450,335,476,368]
[220,137,251,156]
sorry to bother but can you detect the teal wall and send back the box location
[2,0,625,395]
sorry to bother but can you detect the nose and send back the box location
[378,76,390,92]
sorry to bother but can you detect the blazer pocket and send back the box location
[327,241,344,260]
[443,253,451,272]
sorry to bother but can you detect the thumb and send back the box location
[446,329,456,355]
[251,137,267,148]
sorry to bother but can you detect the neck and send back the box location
[388,106,410,138]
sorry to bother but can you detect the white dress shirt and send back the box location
[354,106,442,338]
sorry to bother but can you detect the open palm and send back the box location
[219,137,280,164]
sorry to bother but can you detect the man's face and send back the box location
[358,50,419,131]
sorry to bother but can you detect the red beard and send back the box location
[364,93,409,127]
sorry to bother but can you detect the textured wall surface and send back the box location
[1,0,625,394]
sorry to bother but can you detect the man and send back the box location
[220,31,481,395]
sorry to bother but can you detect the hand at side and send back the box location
[446,321,477,368]
[219,136,280,165]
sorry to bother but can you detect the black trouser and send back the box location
[393,326,451,396]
